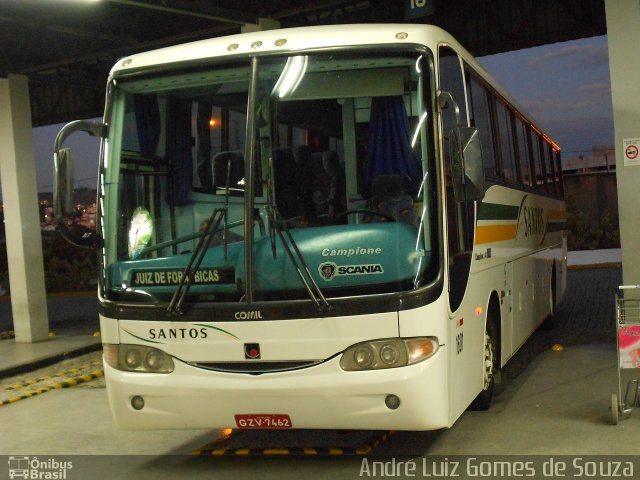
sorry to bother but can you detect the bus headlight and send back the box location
[103,344,174,373]
[354,345,375,368]
[339,337,438,371]
[124,348,142,369]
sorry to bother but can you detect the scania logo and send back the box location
[319,262,337,281]
[234,310,263,320]
[318,261,384,281]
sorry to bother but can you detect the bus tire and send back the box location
[541,264,557,331]
[470,312,498,411]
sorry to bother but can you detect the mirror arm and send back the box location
[437,91,462,127]
[54,120,107,152]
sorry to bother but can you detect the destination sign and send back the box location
[131,267,235,286]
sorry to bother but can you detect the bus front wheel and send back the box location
[470,317,498,411]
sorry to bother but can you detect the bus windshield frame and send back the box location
[99,47,442,315]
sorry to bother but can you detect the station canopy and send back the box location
[0,0,606,127]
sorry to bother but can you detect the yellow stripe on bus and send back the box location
[475,224,517,244]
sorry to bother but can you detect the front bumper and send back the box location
[104,347,450,431]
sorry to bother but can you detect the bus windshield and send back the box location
[103,50,438,306]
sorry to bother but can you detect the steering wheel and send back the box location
[335,208,397,223]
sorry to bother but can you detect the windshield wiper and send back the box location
[265,205,331,312]
[265,158,331,312]
[167,207,226,316]
[167,156,234,316]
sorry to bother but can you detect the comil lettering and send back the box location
[235,311,263,320]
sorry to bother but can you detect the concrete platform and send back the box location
[0,293,100,378]
[0,333,101,378]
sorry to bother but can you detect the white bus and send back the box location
[54,24,566,431]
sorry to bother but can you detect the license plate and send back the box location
[234,414,292,429]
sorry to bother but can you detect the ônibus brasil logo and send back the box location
[318,262,384,281]
[8,456,73,479]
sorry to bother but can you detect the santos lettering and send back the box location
[149,327,208,340]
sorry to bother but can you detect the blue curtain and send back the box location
[134,94,161,157]
[364,96,420,196]
[165,98,193,206]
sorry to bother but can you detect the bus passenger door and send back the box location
[440,46,480,420]
[439,46,474,313]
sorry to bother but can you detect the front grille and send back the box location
[190,360,324,374]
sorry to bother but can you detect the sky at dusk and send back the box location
[478,35,613,158]
[29,34,614,195]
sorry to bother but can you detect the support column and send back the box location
[605,0,640,285]
[0,74,49,342]
[241,18,280,33]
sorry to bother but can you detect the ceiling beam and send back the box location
[105,0,256,25]
[0,15,132,44]
[20,24,239,76]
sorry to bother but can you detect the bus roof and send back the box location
[110,24,460,76]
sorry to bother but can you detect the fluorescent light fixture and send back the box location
[272,56,308,98]
[411,111,428,148]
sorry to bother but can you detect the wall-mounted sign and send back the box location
[623,138,640,166]
[405,0,434,19]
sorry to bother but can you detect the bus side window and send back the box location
[495,99,517,183]
[466,73,498,181]
[530,130,545,191]
[544,142,559,197]
[515,117,533,188]
[554,149,564,197]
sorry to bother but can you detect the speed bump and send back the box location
[194,430,394,456]
[0,370,103,407]
[0,362,104,407]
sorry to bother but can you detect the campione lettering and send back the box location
[321,247,382,257]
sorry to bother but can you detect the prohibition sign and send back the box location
[623,138,640,166]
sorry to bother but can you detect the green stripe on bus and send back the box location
[477,203,520,221]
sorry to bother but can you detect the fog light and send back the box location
[385,394,401,410]
[131,395,145,410]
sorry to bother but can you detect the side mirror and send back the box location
[53,148,74,219]
[53,120,107,248]
[450,127,485,203]
[53,120,106,219]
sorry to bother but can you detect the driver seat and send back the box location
[365,174,417,224]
